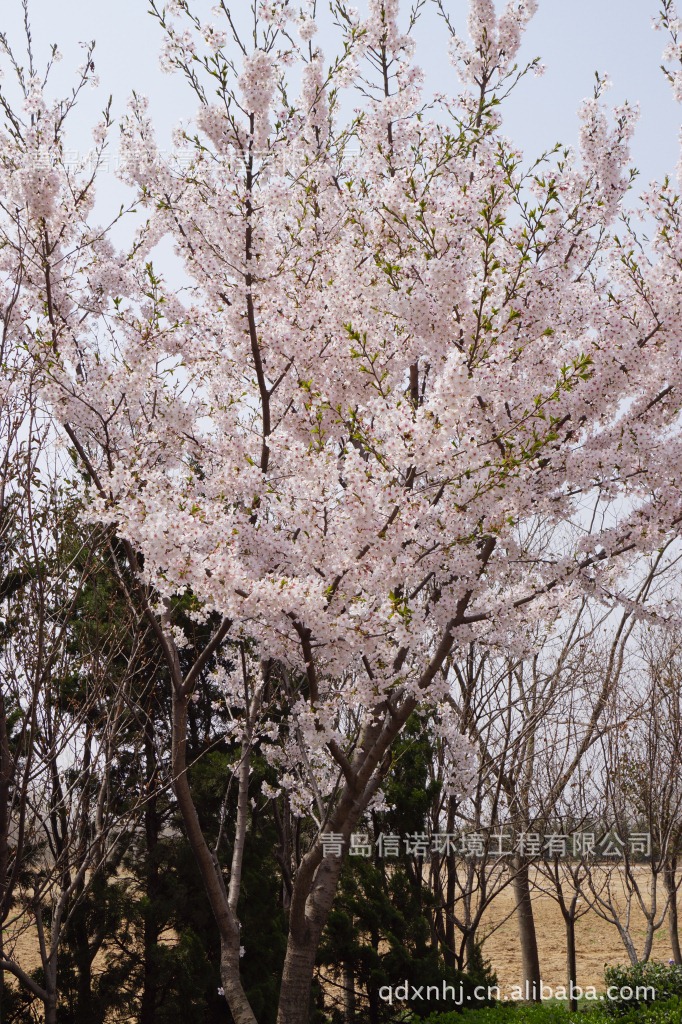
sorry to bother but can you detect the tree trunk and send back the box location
[0,932,4,1024]
[220,943,259,1024]
[465,930,478,972]
[44,988,58,1024]
[665,860,682,965]
[443,863,457,970]
[614,922,639,966]
[276,937,319,1024]
[443,797,458,970]
[171,688,257,1024]
[72,911,98,1024]
[369,926,381,1024]
[141,721,161,1024]
[0,688,10,1022]
[512,857,541,1001]
[343,960,355,1023]
[566,914,578,1012]
[277,851,346,1024]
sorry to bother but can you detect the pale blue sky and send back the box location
[4,1,680,201]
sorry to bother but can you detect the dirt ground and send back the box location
[480,866,673,994]
[2,867,674,1000]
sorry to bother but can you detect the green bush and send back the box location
[425,994,682,1023]
[601,997,682,1022]
[603,962,682,1016]
[425,1001,577,1023]
[422,962,682,1024]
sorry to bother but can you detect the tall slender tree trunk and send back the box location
[343,960,355,1024]
[369,926,381,1024]
[665,860,682,964]
[0,688,11,1022]
[442,875,457,969]
[512,856,541,1001]
[170,687,257,1024]
[44,968,58,1024]
[221,943,260,1024]
[443,797,458,971]
[141,720,161,1024]
[565,913,578,1011]
[72,911,98,1024]
[465,930,478,971]
[0,932,4,1023]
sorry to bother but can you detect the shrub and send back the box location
[603,962,682,1016]
[425,998,682,1023]
[602,997,682,1022]
[426,1001,576,1023]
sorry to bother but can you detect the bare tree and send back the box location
[444,545,674,998]
[581,626,682,966]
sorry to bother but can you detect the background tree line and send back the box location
[2,400,682,1024]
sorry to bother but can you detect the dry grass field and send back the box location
[481,867,674,993]
[2,867,675,1002]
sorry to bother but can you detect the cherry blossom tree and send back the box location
[2,0,682,1021]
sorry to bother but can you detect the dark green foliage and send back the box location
[601,998,682,1022]
[426,1006,578,1023]
[0,982,40,1024]
[602,962,682,1016]
[424,970,682,1024]
[84,674,287,1024]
